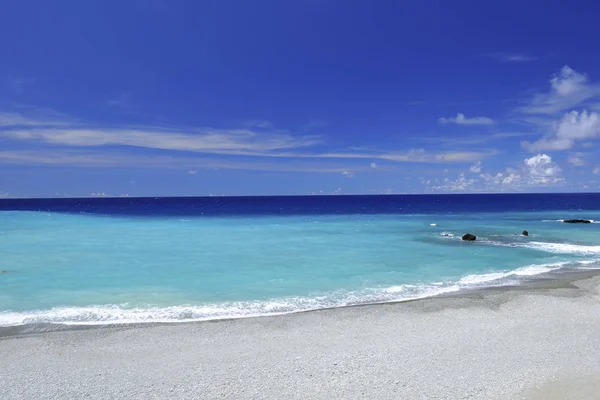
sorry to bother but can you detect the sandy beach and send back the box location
[2,273,600,399]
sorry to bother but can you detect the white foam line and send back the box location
[2,260,599,328]
[457,261,574,285]
[0,288,457,327]
[525,242,600,255]
[482,239,600,255]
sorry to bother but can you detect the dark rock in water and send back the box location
[1,270,7,273]
[462,233,476,241]
[522,230,529,236]
[563,219,591,224]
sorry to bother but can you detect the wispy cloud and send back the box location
[439,113,493,126]
[7,78,35,95]
[483,52,538,63]
[3,126,319,156]
[299,120,328,132]
[519,66,600,115]
[489,131,540,139]
[107,92,135,112]
[138,0,174,14]
[0,111,494,164]
[244,120,273,129]
[567,153,586,167]
[469,161,482,173]
[0,149,388,175]
[0,111,73,127]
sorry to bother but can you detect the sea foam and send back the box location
[520,242,600,255]
[2,259,596,328]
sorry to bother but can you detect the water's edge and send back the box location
[3,268,599,339]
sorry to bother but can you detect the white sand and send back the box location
[2,275,600,399]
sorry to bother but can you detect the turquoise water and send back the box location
[1,205,600,327]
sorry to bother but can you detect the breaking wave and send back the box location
[2,259,597,329]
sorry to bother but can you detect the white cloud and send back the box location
[555,110,600,140]
[469,161,482,173]
[593,166,600,175]
[1,111,497,165]
[369,162,378,169]
[501,173,521,186]
[5,127,318,155]
[479,171,522,187]
[341,170,355,178]
[246,120,273,129]
[430,173,477,192]
[567,153,585,167]
[484,53,538,63]
[107,92,134,111]
[430,153,563,192]
[89,192,129,198]
[439,113,493,126]
[523,154,563,184]
[0,112,72,127]
[520,66,600,115]
[0,149,388,176]
[522,110,600,151]
[188,169,197,174]
[8,78,35,95]
[502,54,537,62]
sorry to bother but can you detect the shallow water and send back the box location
[1,194,599,326]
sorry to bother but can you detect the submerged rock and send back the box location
[522,230,529,236]
[563,219,591,224]
[1,270,7,273]
[462,233,476,241]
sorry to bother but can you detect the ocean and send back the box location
[1,193,599,329]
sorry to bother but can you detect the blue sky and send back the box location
[1,0,600,197]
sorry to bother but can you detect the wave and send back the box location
[482,240,600,255]
[0,288,459,327]
[458,262,568,285]
[2,259,598,328]
[524,242,600,255]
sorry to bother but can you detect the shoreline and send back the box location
[2,272,600,398]
[2,267,600,339]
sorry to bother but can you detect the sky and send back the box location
[1,0,600,197]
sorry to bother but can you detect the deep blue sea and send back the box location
[1,194,600,328]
